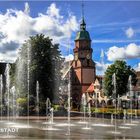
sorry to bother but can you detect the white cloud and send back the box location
[47,3,60,18]
[64,54,74,62]
[0,3,78,62]
[96,61,110,74]
[126,43,140,58]
[107,46,125,61]
[125,27,134,38]
[135,63,140,71]
[0,50,18,63]
[24,2,30,15]
[93,39,140,43]
[107,43,140,61]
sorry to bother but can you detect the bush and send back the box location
[52,105,60,111]
[16,97,27,116]
[17,97,27,105]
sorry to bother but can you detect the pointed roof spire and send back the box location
[80,18,86,31]
[75,2,91,41]
[81,1,84,19]
[80,1,86,31]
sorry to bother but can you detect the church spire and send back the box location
[80,2,86,31]
[80,17,86,31]
[75,2,91,41]
[81,2,84,19]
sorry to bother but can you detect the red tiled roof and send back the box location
[86,83,94,93]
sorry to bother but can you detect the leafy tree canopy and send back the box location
[15,34,63,114]
[104,60,137,97]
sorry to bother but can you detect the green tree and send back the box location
[104,60,137,97]
[15,34,63,115]
[29,34,63,102]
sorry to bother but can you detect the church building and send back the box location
[71,17,96,108]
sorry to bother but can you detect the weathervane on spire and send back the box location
[80,1,86,31]
[81,1,84,18]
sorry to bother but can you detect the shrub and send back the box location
[17,97,27,105]
[16,97,27,116]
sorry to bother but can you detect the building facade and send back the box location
[71,18,96,108]
[62,17,140,109]
[134,71,140,97]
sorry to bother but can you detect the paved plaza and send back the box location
[0,117,140,139]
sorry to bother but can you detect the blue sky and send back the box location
[0,1,140,73]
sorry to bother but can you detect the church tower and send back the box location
[71,17,96,108]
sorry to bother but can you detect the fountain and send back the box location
[66,75,71,135]
[81,93,86,124]
[5,63,11,137]
[0,58,140,139]
[82,93,86,122]
[88,103,91,127]
[5,64,11,122]
[119,104,132,130]
[82,102,91,130]
[129,75,133,123]
[50,107,54,124]
[108,73,121,135]
[16,89,20,118]
[111,113,113,124]
[112,73,116,126]
[0,36,140,140]
[16,102,19,118]
[123,109,127,124]
[45,98,55,125]
[127,75,139,125]
[100,49,105,123]
[36,81,39,121]
[11,86,16,121]
[117,94,120,119]
[0,75,3,121]
[42,98,59,130]
[27,42,30,127]
[135,109,138,119]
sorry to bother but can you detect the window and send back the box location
[87,60,90,66]
[75,61,77,67]
[97,93,99,98]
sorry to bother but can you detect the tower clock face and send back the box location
[86,53,91,59]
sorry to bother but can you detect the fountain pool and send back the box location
[0,117,140,139]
